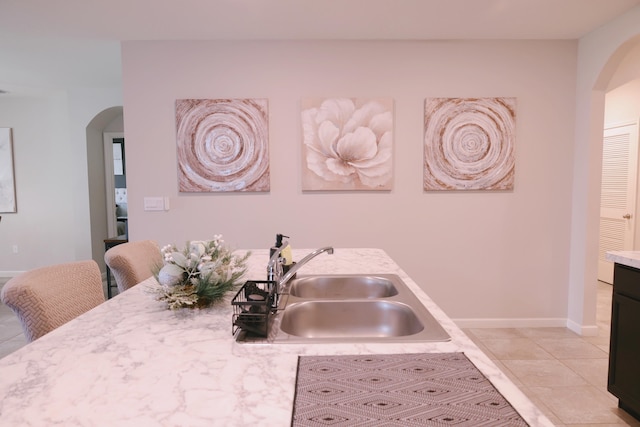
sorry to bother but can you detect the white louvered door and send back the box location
[598,122,639,284]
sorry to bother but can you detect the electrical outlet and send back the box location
[12,245,18,254]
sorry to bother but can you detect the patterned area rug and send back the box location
[292,352,528,427]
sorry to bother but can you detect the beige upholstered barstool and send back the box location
[0,260,105,342]
[104,239,162,293]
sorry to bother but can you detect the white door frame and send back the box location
[104,132,124,237]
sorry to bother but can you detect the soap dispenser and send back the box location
[269,233,289,259]
[270,233,295,277]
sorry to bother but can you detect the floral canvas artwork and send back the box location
[301,98,394,191]
[176,99,270,192]
[424,97,516,191]
[0,128,17,213]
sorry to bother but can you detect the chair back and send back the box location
[105,240,162,292]
[0,260,105,342]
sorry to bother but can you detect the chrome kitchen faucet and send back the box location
[267,242,334,289]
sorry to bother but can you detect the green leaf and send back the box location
[171,252,188,268]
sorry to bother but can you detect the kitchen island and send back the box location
[0,248,552,426]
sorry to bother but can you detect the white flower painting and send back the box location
[424,97,516,191]
[176,99,270,192]
[0,128,17,213]
[301,98,394,191]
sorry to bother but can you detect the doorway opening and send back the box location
[104,132,127,238]
[598,121,639,284]
[598,43,640,285]
[86,106,124,276]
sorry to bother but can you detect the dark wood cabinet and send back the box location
[608,263,640,420]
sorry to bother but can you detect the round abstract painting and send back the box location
[424,97,516,191]
[176,99,270,192]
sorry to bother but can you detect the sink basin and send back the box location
[280,300,422,338]
[235,273,451,343]
[288,275,398,299]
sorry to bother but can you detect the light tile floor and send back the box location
[463,281,640,426]
[0,278,637,425]
[0,278,28,356]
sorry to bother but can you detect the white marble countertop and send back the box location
[0,248,552,426]
[606,250,640,270]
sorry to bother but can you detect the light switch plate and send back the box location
[144,197,165,211]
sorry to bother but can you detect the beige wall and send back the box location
[605,78,640,125]
[607,41,640,91]
[122,40,577,326]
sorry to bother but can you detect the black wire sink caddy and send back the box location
[231,280,278,338]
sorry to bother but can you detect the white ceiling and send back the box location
[0,0,639,92]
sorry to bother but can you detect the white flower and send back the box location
[302,98,393,188]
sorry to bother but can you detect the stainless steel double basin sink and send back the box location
[237,274,450,343]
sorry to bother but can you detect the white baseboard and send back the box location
[566,319,599,336]
[453,317,568,329]
[453,317,601,337]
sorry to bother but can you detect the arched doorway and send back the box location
[86,106,124,276]
[598,42,640,285]
[568,27,640,335]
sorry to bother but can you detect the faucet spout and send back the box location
[278,246,334,286]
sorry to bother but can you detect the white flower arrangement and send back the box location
[150,235,250,309]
